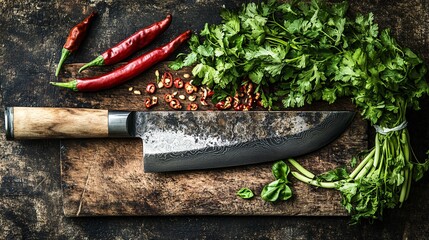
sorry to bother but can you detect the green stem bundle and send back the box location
[288,106,427,223]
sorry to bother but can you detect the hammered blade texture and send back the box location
[135,111,354,172]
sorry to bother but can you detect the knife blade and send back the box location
[4,107,354,172]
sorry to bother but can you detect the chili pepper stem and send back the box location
[55,48,71,77]
[79,55,105,72]
[50,80,78,91]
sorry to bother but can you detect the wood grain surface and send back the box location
[11,107,108,139]
[58,63,367,217]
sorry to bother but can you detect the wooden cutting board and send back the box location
[58,63,367,217]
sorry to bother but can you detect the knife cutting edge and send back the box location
[4,107,355,172]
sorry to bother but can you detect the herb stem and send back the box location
[349,148,375,179]
[268,18,288,33]
[288,159,315,179]
[368,165,377,178]
[399,169,409,204]
[265,36,289,47]
[291,171,338,188]
[373,133,381,167]
[354,157,374,180]
[405,164,413,201]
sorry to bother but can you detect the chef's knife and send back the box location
[4,107,354,172]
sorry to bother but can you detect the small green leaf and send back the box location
[168,60,185,71]
[197,45,214,57]
[279,185,293,201]
[236,188,255,199]
[317,167,349,182]
[249,69,263,84]
[261,179,284,202]
[272,160,290,181]
[261,179,293,202]
[413,160,429,181]
[182,52,198,67]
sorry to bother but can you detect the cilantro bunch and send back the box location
[171,0,429,223]
[171,0,428,126]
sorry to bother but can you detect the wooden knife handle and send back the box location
[5,107,109,139]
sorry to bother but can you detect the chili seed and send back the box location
[157,81,164,88]
[188,95,197,102]
[179,95,186,100]
[151,96,158,105]
[200,99,209,106]
[183,73,191,79]
[133,90,141,95]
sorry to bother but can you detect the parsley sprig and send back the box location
[171,0,429,223]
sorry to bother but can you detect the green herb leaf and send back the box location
[272,160,290,182]
[236,188,255,199]
[260,161,293,202]
[261,179,283,201]
[317,167,349,182]
[413,160,429,181]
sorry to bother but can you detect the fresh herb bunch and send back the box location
[170,0,428,125]
[170,0,429,223]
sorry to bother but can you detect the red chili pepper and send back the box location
[173,77,184,89]
[243,105,251,111]
[169,98,182,110]
[55,12,97,76]
[145,96,158,109]
[164,93,173,103]
[200,87,209,106]
[215,101,231,110]
[246,82,254,95]
[146,83,156,94]
[184,82,197,94]
[50,30,192,91]
[234,104,244,111]
[79,14,172,72]
[245,95,253,105]
[207,89,215,97]
[161,72,173,88]
[200,98,209,106]
[186,103,198,111]
[233,94,240,108]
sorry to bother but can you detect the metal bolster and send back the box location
[108,111,135,137]
[4,107,14,140]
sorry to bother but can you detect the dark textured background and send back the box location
[1,0,428,239]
